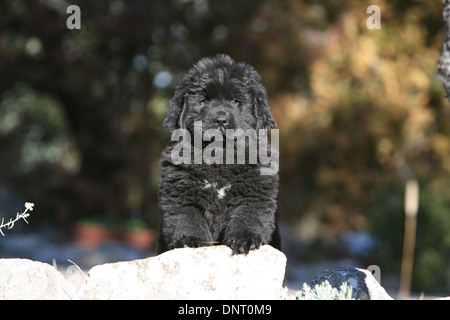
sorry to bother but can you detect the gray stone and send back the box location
[78,245,286,300]
[309,266,393,300]
[438,0,450,101]
[0,258,78,300]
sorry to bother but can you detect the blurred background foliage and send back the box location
[0,0,449,293]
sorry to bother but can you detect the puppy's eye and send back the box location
[230,98,239,105]
[200,98,210,105]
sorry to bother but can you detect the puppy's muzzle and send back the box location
[213,110,230,130]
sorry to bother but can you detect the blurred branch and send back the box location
[399,180,419,299]
[438,0,450,102]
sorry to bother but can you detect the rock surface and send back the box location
[0,258,78,299]
[1,247,400,300]
[309,266,393,300]
[78,245,286,299]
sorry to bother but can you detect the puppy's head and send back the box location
[163,54,276,134]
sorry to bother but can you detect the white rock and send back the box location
[0,258,78,300]
[78,245,286,300]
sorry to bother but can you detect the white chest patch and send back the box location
[203,180,231,199]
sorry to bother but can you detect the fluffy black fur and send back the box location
[157,54,281,254]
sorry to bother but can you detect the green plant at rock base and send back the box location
[296,281,355,300]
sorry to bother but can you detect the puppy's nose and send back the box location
[215,116,229,127]
[214,111,229,127]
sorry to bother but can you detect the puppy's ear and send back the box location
[163,83,188,131]
[253,84,276,130]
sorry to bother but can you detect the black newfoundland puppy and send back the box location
[157,54,280,254]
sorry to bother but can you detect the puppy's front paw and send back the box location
[223,230,264,254]
[172,236,212,249]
